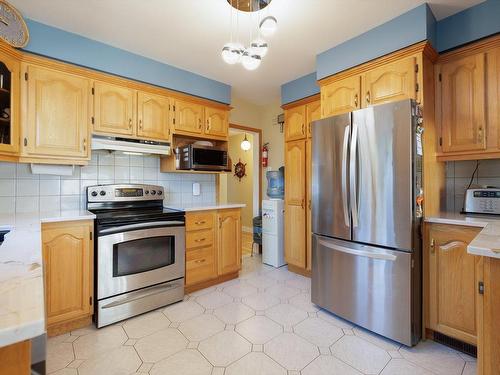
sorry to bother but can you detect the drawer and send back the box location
[186,211,214,231]
[186,246,217,286]
[186,229,214,249]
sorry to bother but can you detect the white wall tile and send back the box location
[81,165,98,179]
[130,166,143,181]
[61,195,80,210]
[478,160,500,178]
[16,196,39,213]
[144,155,159,168]
[0,162,16,178]
[61,180,80,195]
[98,152,115,166]
[114,166,130,181]
[0,197,15,214]
[40,196,61,212]
[98,165,114,181]
[114,152,130,166]
[16,164,38,179]
[61,167,81,180]
[40,180,60,196]
[130,155,144,167]
[0,179,15,197]
[144,167,158,180]
[16,180,39,196]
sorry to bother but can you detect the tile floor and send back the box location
[47,255,477,375]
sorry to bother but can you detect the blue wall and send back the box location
[280,73,319,105]
[24,19,231,104]
[436,0,500,52]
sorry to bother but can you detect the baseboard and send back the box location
[185,272,239,294]
[287,264,311,278]
[48,315,93,337]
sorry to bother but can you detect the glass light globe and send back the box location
[241,50,262,71]
[259,16,277,37]
[221,42,244,65]
[250,38,268,57]
[241,134,251,151]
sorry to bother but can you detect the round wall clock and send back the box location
[233,159,247,181]
[0,1,29,48]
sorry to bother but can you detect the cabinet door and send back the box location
[428,224,482,345]
[25,65,90,158]
[217,210,241,275]
[0,52,20,155]
[305,139,312,271]
[321,76,361,118]
[306,100,321,138]
[42,221,93,326]
[439,53,486,153]
[205,107,228,138]
[362,56,416,107]
[186,246,217,286]
[173,99,204,135]
[285,140,307,269]
[94,82,136,136]
[285,105,306,141]
[137,91,170,141]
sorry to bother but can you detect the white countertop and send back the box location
[0,210,95,347]
[425,212,500,259]
[166,203,246,212]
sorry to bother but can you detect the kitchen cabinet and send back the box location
[285,105,306,141]
[306,100,321,137]
[0,50,20,157]
[23,64,91,161]
[205,107,228,138]
[362,56,417,107]
[93,81,136,136]
[427,223,482,345]
[305,139,312,271]
[321,75,361,118]
[172,99,204,136]
[42,220,93,336]
[217,209,242,275]
[0,340,31,375]
[137,91,170,141]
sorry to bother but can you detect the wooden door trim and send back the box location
[281,93,320,110]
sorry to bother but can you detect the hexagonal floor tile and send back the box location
[150,349,213,375]
[266,268,296,281]
[242,292,280,311]
[73,325,127,360]
[46,340,74,373]
[294,317,344,347]
[265,285,301,299]
[288,293,319,313]
[178,314,225,341]
[245,274,277,289]
[122,311,171,339]
[214,302,255,324]
[223,283,258,298]
[265,304,308,326]
[78,346,141,375]
[134,328,188,362]
[49,369,78,375]
[353,326,401,351]
[330,335,391,375]
[163,300,205,323]
[226,352,287,375]
[380,359,434,375]
[285,276,311,291]
[463,362,477,375]
[264,333,319,371]
[317,309,354,329]
[236,316,283,344]
[302,355,362,375]
[198,330,251,367]
[196,291,233,309]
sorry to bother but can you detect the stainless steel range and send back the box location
[87,184,185,328]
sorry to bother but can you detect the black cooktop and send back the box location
[89,205,184,226]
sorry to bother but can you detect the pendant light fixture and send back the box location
[241,133,251,151]
[222,0,277,70]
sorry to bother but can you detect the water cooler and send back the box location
[262,199,286,267]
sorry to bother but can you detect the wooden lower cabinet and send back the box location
[426,223,482,345]
[0,340,31,375]
[41,220,93,336]
[185,209,241,292]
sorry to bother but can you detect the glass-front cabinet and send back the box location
[0,50,19,155]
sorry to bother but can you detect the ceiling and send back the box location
[11,0,484,105]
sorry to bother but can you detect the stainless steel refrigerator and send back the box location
[311,99,423,346]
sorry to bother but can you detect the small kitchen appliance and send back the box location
[463,188,500,215]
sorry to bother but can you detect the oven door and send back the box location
[97,224,185,300]
[191,147,228,171]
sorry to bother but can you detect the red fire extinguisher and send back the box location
[262,143,269,168]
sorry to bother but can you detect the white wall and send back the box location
[0,151,217,214]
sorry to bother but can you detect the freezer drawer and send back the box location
[311,234,419,346]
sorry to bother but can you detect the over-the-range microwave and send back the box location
[175,144,230,171]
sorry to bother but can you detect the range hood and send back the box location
[92,135,171,156]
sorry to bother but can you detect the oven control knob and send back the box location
[151,190,156,195]
[145,190,149,195]
[99,190,106,196]
[157,191,162,196]
[91,191,98,197]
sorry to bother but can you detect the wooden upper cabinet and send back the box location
[285,140,306,206]
[306,100,321,138]
[439,53,487,153]
[285,105,306,141]
[173,99,204,135]
[137,92,170,141]
[205,107,228,138]
[217,209,241,275]
[362,56,417,107]
[94,82,136,136]
[305,139,312,271]
[0,52,20,155]
[25,65,90,158]
[428,224,482,345]
[321,75,361,118]
[42,221,93,327]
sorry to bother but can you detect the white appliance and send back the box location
[92,135,171,155]
[262,199,286,267]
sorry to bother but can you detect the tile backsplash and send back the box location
[445,159,500,212]
[0,150,216,214]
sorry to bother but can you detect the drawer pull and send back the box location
[195,238,206,243]
[195,220,207,225]
[195,259,206,264]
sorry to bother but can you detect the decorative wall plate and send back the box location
[234,159,247,181]
[0,1,29,48]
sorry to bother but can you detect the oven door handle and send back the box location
[99,221,185,235]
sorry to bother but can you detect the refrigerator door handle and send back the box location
[317,239,397,261]
[341,125,350,227]
[350,122,359,227]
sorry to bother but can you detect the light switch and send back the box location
[192,182,201,196]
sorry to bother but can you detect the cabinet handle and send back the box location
[195,220,206,225]
[308,199,311,210]
[478,126,483,143]
[195,238,206,243]
[199,118,202,130]
[23,138,27,147]
[206,119,210,131]
[219,217,222,228]
[301,199,305,209]
[308,123,311,135]
[302,123,305,135]
[139,120,142,129]
[83,138,87,151]
[195,259,206,264]
[366,91,371,103]
[430,238,435,254]
[354,94,358,107]
[128,118,132,128]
